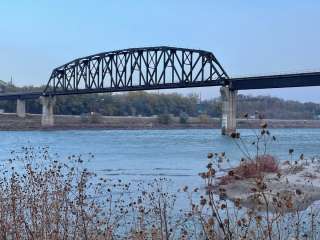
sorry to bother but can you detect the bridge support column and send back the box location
[220,86,237,135]
[16,99,26,118]
[40,96,55,127]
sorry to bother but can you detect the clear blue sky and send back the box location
[1,0,320,102]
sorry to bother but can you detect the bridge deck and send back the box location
[0,72,320,100]
[0,92,42,101]
[229,72,320,90]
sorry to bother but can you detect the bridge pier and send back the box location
[40,96,55,127]
[16,99,26,118]
[220,86,237,135]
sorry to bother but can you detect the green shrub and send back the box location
[179,112,189,124]
[157,113,172,125]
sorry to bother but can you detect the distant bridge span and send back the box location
[0,46,320,134]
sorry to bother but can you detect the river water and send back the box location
[0,128,319,191]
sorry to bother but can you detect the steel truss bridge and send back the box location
[1,46,320,100]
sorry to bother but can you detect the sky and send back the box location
[0,0,320,102]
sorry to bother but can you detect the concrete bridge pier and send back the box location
[40,96,56,127]
[16,99,26,118]
[220,86,237,135]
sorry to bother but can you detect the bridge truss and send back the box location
[0,46,320,101]
[44,46,229,95]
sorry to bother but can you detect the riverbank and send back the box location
[1,113,320,130]
[217,157,320,213]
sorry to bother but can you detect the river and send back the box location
[0,128,319,191]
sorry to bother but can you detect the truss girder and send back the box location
[44,46,229,94]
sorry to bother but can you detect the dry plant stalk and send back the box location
[0,114,319,239]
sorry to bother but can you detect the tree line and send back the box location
[0,83,319,119]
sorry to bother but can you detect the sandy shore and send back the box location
[1,113,320,131]
[217,158,320,213]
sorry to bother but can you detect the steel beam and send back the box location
[0,92,42,101]
[228,72,320,90]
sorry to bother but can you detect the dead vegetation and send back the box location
[0,114,319,239]
[219,155,279,185]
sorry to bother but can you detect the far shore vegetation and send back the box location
[1,82,320,120]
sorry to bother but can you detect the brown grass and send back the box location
[220,155,279,185]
